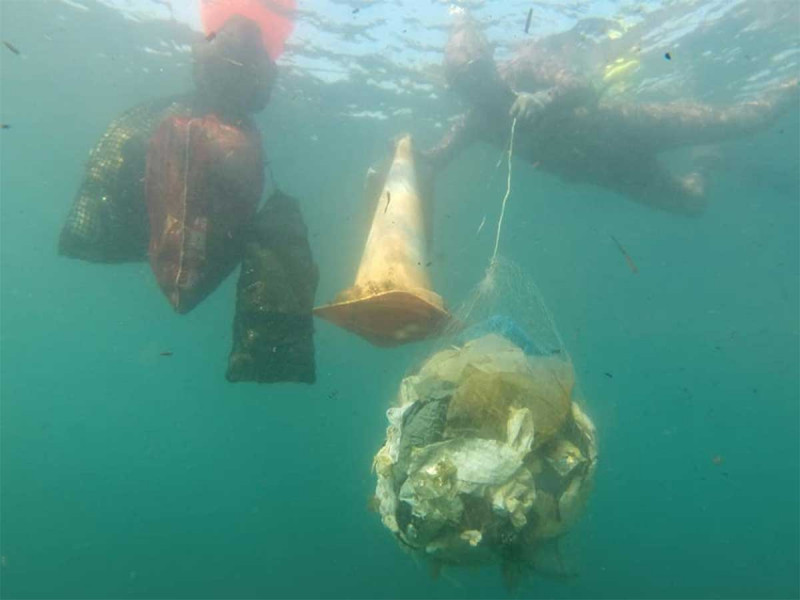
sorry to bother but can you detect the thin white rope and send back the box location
[490,117,517,268]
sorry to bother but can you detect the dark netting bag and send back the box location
[58,96,190,263]
[145,113,264,314]
[227,190,319,384]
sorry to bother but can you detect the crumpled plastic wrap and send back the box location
[372,333,597,568]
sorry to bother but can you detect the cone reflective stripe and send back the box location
[314,135,450,346]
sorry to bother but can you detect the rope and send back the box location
[489,116,517,268]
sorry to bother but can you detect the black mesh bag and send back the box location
[227,190,319,384]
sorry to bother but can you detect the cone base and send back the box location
[314,288,450,347]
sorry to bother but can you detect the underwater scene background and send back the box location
[1,0,798,598]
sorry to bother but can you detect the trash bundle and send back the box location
[145,113,264,313]
[371,260,597,576]
[58,96,319,384]
[58,96,191,263]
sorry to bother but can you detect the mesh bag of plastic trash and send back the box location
[58,96,191,263]
[227,190,319,384]
[145,113,264,314]
[371,258,597,579]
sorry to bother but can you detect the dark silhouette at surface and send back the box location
[425,17,799,216]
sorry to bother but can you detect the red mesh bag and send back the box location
[145,114,263,313]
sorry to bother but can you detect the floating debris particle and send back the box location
[3,40,20,56]
[610,234,639,274]
[664,52,672,60]
[524,8,533,34]
[604,372,613,379]
[711,455,723,466]
[0,124,9,130]
[206,31,216,42]
[159,351,173,357]
[384,191,391,214]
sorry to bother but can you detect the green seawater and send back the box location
[1,1,798,598]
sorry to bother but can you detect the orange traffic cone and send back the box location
[314,135,450,347]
